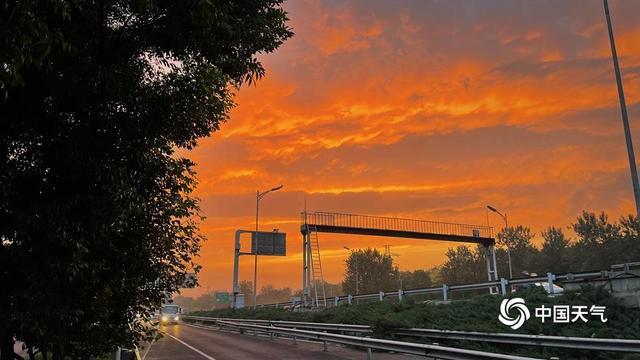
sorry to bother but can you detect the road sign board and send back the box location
[215,291,230,303]
[251,231,286,256]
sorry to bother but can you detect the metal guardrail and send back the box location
[258,269,619,309]
[182,316,371,334]
[394,328,640,353]
[302,211,493,239]
[211,319,542,360]
[183,316,640,353]
[256,261,640,309]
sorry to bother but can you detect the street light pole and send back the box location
[343,246,358,294]
[487,205,513,279]
[603,0,640,222]
[253,184,283,309]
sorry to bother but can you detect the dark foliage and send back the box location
[0,1,292,359]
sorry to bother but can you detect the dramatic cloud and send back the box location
[181,0,640,296]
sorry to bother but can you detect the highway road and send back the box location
[142,323,417,360]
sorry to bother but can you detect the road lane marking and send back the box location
[164,332,217,360]
[141,342,153,360]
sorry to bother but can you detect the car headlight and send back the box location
[161,316,168,322]
[174,316,179,321]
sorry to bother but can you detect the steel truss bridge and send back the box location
[300,211,498,306]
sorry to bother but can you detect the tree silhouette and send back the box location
[0,1,292,359]
[342,248,397,294]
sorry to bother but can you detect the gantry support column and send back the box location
[302,231,309,306]
[485,243,499,294]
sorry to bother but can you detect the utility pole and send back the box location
[603,0,640,222]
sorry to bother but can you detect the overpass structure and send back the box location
[300,211,498,306]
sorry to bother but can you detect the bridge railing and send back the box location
[301,211,493,238]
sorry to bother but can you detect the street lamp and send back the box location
[343,246,359,294]
[487,205,513,279]
[253,184,283,309]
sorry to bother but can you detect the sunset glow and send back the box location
[182,0,640,296]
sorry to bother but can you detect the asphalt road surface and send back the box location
[142,323,417,360]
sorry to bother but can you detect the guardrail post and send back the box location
[547,272,556,295]
[379,291,384,302]
[398,289,403,303]
[348,294,353,305]
[500,278,507,295]
[442,284,448,301]
[367,347,373,360]
[323,331,328,351]
[334,296,339,306]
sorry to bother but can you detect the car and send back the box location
[159,304,181,325]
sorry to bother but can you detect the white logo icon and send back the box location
[499,297,531,330]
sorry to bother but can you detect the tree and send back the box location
[440,245,485,285]
[0,1,292,359]
[342,248,397,294]
[399,269,432,290]
[569,212,640,271]
[257,285,293,305]
[238,280,255,307]
[497,226,537,276]
[572,211,621,270]
[539,227,571,274]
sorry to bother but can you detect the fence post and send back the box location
[500,278,507,295]
[398,289,403,303]
[442,284,448,301]
[547,272,556,295]
[348,294,353,305]
[379,291,384,302]
[334,296,339,306]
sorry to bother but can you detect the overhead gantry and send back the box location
[300,211,498,306]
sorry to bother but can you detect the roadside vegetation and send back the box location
[193,286,640,359]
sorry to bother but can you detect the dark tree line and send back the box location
[0,1,292,359]
[440,212,640,285]
[336,212,638,295]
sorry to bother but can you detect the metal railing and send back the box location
[194,319,542,360]
[182,316,371,334]
[182,316,640,353]
[302,211,493,239]
[394,328,640,353]
[256,262,638,309]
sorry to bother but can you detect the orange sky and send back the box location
[180,0,640,297]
